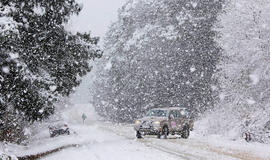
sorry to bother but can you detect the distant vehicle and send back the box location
[134,107,194,139]
[49,123,70,138]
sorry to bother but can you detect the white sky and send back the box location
[69,0,127,39]
[69,0,127,104]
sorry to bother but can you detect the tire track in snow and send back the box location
[166,139,266,160]
[141,139,204,160]
[98,123,267,160]
[97,124,203,160]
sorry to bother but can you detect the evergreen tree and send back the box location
[0,0,101,143]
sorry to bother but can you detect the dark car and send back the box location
[49,123,70,137]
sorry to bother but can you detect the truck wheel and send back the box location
[50,133,56,138]
[181,125,190,139]
[136,131,142,139]
[157,132,161,139]
[162,126,169,139]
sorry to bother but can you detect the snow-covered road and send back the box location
[3,104,270,160]
[39,122,270,160]
[40,124,180,160]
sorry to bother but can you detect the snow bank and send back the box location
[194,105,270,144]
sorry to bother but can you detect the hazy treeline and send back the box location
[91,0,224,122]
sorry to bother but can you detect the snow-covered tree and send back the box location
[198,0,270,142]
[0,1,101,143]
[92,0,223,122]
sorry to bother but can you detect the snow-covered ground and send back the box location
[41,124,179,160]
[1,104,270,160]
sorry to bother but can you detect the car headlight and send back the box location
[135,120,141,125]
[153,121,160,126]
